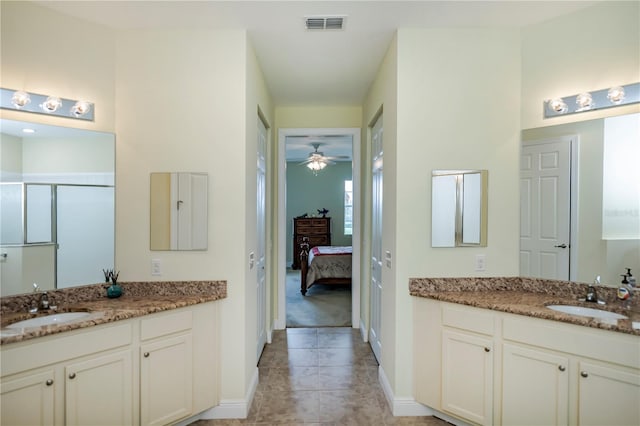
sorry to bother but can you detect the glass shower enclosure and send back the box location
[0,182,114,295]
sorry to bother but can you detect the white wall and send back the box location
[363,27,522,405]
[0,133,22,181]
[521,1,640,129]
[0,1,116,133]
[114,27,255,405]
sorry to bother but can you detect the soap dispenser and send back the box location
[625,268,636,288]
[617,274,632,307]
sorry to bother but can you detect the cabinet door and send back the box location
[1,370,55,426]
[140,334,193,426]
[502,343,569,426]
[65,350,133,426]
[578,361,640,426]
[442,330,493,425]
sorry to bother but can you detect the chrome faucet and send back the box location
[39,292,50,310]
[584,276,606,304]
[585,285,599,303]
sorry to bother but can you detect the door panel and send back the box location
[520,139,571,280]
[256,116,267,360]
[370,114,383,363]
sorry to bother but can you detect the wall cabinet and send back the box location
[414,298,640,426]
[0,302,218,426]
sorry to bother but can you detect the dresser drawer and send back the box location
[297,226,329,235]
[296,235,329,245]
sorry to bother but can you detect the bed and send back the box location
[299,237,352,296]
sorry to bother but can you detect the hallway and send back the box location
[192,327,448,425]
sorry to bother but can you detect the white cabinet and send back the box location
[577,361,640,426]
[442,330,493,425]
[140,309,194,426]
[1,369,55,426]
[502,343,569,426]
[65,350,133,426]
[413,298,640,426]
[0,302,219,426]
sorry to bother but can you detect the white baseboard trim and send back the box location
[359,320,368,342]
[200,366,259,419]
[377,366,434,417]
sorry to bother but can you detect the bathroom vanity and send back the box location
[411,277,640,426]
[0,281,226,426]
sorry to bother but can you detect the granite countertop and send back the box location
[410,277,640,336]
[0,280,227,345]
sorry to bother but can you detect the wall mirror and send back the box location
[150,172,208,251]
[0,119,115,296]
[521,112,639,286]
[432,170,488,247]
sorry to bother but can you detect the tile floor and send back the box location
[191,327,449,425]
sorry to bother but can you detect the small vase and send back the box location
[107,283,122,298]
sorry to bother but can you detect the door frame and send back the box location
[276,127,361,329]
[521,135,580,281]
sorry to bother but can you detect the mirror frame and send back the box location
[432,169,488,247]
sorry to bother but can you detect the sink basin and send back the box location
[6,312,93,329]
[546,305,628,322]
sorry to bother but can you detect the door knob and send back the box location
[554,244,568,249]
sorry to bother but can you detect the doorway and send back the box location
[277,128,361,330]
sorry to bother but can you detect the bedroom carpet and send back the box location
[286,269,351,327]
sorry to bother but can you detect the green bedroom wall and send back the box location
[286,161,353,264]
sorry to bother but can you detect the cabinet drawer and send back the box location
[442,304,495,336]
[141,310,192,341]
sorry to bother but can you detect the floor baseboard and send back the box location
[200,366,259,419]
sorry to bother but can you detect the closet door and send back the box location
[370,114,383,363]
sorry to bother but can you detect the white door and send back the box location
[520,139,571,280]
[256,116,268,360]
[370,114,383,362]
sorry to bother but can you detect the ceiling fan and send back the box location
[297,143,349,172]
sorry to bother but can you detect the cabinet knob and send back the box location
[484,347,490,352]
[68,373,76,379]
[558,365,566,372]
[580,371,589,378]
[144,352,150,358]
[46,379,54,386]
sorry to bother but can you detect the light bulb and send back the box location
[71,100,91,117]
[548,98,568,114]
[41,96,62,113]
[607,86,625,104]
[575,92,594,111]
[11,91,31,109]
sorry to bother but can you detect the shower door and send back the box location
[56,185,114,288]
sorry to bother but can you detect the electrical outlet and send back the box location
[151,258,162,276]
[249,252,255,269]
[385,251,392,268]
[475,254,486,272]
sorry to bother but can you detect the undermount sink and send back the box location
[6,312,94,329]
[546,305,628,322]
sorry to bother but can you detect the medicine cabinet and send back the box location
[432,170,488,247]
[150,172,208,251]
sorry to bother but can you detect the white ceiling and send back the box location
[31,0,599,159]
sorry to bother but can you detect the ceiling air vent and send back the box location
[305,16,345,31]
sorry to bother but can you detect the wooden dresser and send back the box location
[292,217,331,269]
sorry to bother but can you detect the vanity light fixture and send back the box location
[607,86,625,104]
[11,91,31,109]
[575,92,594,111]
[544,82,639,118]
[41,96,62,113]
[0,87,94,121]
